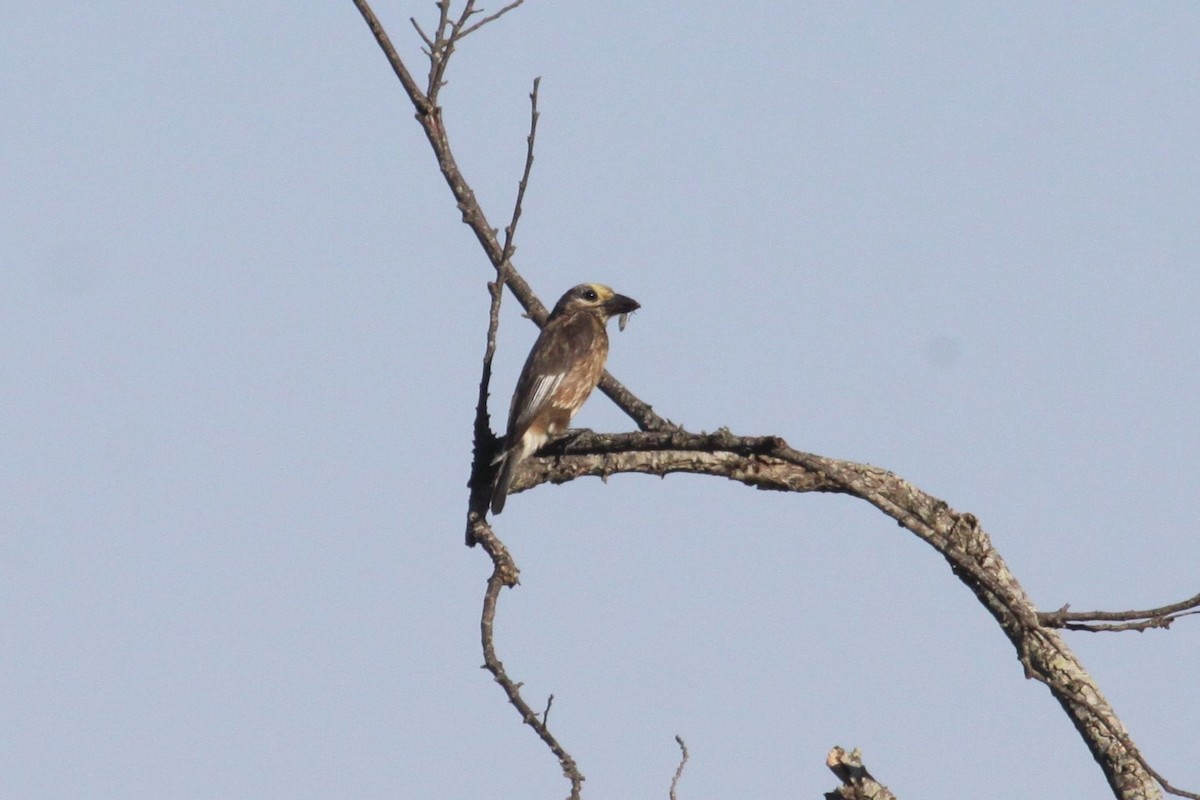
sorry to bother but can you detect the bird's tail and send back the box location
[490,450,517,514]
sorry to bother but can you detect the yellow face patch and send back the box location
[582,283,615,303]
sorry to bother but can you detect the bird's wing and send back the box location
[510,371,564,435]
[505,313,603,443]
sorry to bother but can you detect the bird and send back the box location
[490,283,640,514]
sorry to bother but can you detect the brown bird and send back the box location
[490,283,640,514]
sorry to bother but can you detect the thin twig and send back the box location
[669,736,688,800]
[423,0,521,102]
[1155,771,1200,799]
[352,0,432,114]
[427,1,455,98]
[1060,612,1200,633]
[409,17,435,52]
[464,275,506,546]
[459,0,525,38]
[450,0,476,36]
[474,522,584,797]
[1040,592,1200,632]
[501,77,541,268]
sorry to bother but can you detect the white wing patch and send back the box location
[514,372,564,431]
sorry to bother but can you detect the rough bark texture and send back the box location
[350,4,1191,798]
[511,432,1161,800]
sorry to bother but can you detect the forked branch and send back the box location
[352,4,1196,799]
[353,0,669,434]
[1040,592,1200,633]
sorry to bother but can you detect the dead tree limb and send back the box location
[669,736,689,800]
[1040,592,1200,633]
[353,0,671,435]
[825,747,896,800]
[351,4,1197,799]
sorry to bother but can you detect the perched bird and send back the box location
[490,283,640,514]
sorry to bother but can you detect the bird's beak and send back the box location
[605,294,640,315]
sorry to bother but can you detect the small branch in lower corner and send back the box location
[825,747,896,800]
[669,735,688,800]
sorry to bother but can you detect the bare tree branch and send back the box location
[464,275,505,545]
[471,520,585,797]
[352,3,1196,799]
[353,0,671,438]
[501,77,541,268]
[506,429,1170,800]
[1040,592,1200,633]
[825,747,896,800]
[408,16,435,53]
[458,0,525,39]
[426,1,467,100]
[360,3,585,792]
[669,736,688,800]
[1153,771,1200,799]
[353,0,432,114]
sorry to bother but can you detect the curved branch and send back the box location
[470,521,585,797]
[353,4,1193,799]
[669,736,688,800]
[507,429,1169,800]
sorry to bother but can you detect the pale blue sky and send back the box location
[3,3,1199,798]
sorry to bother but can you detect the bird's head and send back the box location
[549,283,640,322]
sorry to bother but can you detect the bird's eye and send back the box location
[582,289,598,302]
